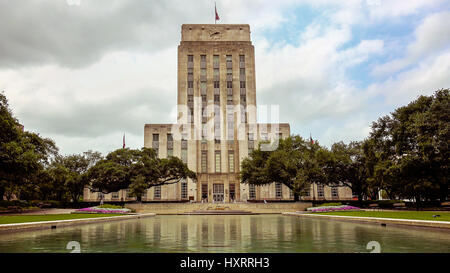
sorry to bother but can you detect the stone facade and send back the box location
[83,24,353,203]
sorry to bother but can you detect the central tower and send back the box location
[177,24,258,202]
[142,24,290,203]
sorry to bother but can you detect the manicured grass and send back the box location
[314,211,450,222]
[0,213,124,225]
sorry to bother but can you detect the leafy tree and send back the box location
[241,136,328,201]
[368,89,449,203]
[322,141,370,203]
[129,175,147,202]
[61,151,102,202]
[87,147,196,199]
[0,91,58,200]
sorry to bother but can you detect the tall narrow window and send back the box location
[154,186,161,199]
[201,82,207,94]
[202,124,207,142]
[181,179,188,199]
[227,110,234,141]
[187,55,194,123]
[248,133,254,155]
[239,55,245,66]
[240,63,247,123]
[213,55,219,67]
[249,184,256,199]
[152,134,159,155]
[275,182,283,198]
[228,151,235,173]
[181,149,187,164]
[302,186,311,197]
[331,187,339,198]
[181,134,188,164]
[201,183,208,201]
[201,150,207,173]
[214,99,220,143]
[317,184,324,198]
[215,151,221,173]
[167,133,173,157]
[229,183,236,201]
[200,54,206,69]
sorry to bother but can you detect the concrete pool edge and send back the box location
[282,212,450,229]
[0,213,156,233]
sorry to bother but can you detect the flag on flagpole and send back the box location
[123,133,126,149]
[310,133,314,145]
[215,2,220,23]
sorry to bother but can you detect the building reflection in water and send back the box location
[1,215,450,253]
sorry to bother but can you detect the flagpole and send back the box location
[215,1,217,24]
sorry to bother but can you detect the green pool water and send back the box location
[0,215,449,253]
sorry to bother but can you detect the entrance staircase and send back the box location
[178,205,257,215]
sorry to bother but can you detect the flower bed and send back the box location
[75,206,131,214]
[307,205,360,213]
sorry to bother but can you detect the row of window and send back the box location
[153,132,281,158]
[187,54,247,124]
[200,183,237,202]
[106,184,187,200]
[302,184,340,198]
[152,133,282,174]
[188,54,245,66]
[152,133,281,144]
[103,183,340,201]
[248,183,283,199]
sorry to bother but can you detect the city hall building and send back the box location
[83,24,352,203]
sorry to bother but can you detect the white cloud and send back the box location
[368,0,445,19]
[1,0,449,154]
[368,51,450,106]
[2,48,178,154]
[372,11,450,77]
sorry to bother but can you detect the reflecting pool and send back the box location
[0,215,449,253]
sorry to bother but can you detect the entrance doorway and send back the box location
[213,183,224,202]
[201,183,208,202]
[229,183,236,202]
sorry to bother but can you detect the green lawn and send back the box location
[314,211,450,222]
[0,213,124,225]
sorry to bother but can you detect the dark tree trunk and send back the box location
[0,187,5,201]
[72,194,79,203]
[294,192,299,202]
[415,194,421,211]
[357,192,363,206]
[440,184,448,202]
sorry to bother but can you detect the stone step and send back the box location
[179,210,257,215]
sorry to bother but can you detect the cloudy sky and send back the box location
[1,0,449,155]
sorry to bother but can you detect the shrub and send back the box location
[97,204,124,209]
[318,202,342,207]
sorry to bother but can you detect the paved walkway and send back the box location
[283,212,450,229]
[1,208,77,216]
